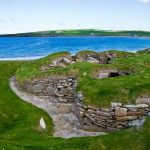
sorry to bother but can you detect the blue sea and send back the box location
[0,36,150,60]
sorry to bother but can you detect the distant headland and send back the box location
[1,29,150,37]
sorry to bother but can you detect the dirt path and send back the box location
[10,77,105,138]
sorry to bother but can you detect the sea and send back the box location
[0,36,150,60]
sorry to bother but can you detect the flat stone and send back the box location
[87,109,95,114]
[101,108,111,112]
[96,111,111,117]
[85,113,96,122]
[116,116,137,121]
[127,110,144,116]
[125,104,148,108]
[136,104,149,108]
[86,59,99,64]
[79,111,85,117]
[115,107,127,117]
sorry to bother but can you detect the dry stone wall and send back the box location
[75,100,150,132]
[18,77,77,103]
[16,77,150,132]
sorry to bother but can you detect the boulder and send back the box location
[62,57,71,65]
[39,118,46,130]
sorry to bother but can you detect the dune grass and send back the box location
[1,61,150,149]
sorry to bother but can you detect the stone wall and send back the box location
[75,100,150,132]
[16,77,150,132]
[17,77,77,103]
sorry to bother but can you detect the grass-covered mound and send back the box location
[1,60,150,149]
[16,50,150,107]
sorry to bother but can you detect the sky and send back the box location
[0,0,150,34]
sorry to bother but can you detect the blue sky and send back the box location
[0,0,150,34]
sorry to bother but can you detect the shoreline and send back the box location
[0,56,42,61]
[0,50,138,61]
[1,35,150,38]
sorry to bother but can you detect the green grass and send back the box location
[16,51,150,107]
[1,61,150,149]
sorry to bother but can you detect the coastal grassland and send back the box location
[16,51,150,107]
[0,61,53,148]
[0,62,150,150]
[1,60,150,149]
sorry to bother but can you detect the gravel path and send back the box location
[10,77,105,138]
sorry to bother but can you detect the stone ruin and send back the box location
[15,75,150,133]
[41,51,131,72]
[98,69,130,79]
[15,51,150,133]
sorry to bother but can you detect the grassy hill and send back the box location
[1,60,150,149]
[1,29,150,37]
[16,50,150,107]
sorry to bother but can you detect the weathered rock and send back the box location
[116,116,137,121]
[87,105,98,111]
[62,57,71,65]
[115,107,127,117]
[98,69,120,79]
[127,110,144,116]
[86,57,99,64]
[96,111,111,117]
[85,113,96,122]
[128,118,146,128]
[125,104,148,109]
[39,118,46,130]
[111,102,122,108]
[87,109,95,114]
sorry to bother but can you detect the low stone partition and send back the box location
[75,100,150,132]
[17,77,77,103]
[16,76,150,133]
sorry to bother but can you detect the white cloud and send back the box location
[138,0,150,4]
